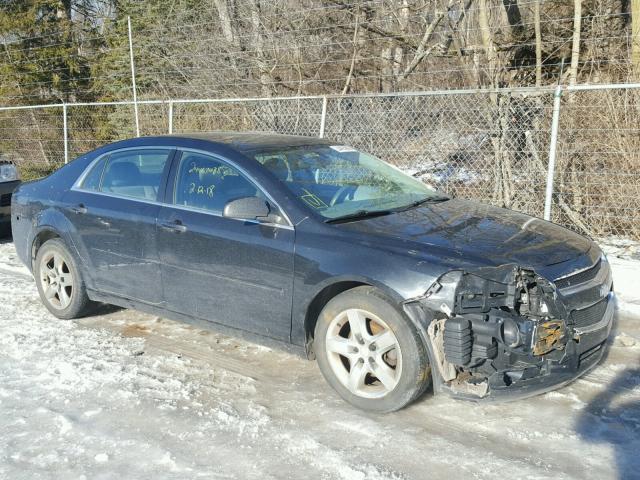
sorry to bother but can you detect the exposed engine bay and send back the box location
[404,258,614,400]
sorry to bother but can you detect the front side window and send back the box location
[174,152,262,214]
[252,145,444,219]
[99,149,172,201]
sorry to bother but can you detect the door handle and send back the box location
[70,203,87,214]
[159,220,187,233]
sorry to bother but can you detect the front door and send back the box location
[156,150,295,340]
[63,148,174,304]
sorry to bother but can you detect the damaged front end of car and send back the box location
[404,256,614,401]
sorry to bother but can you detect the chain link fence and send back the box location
[1,84,639,241]
[553,87,640,240]
[323,91,554,221]
[171,98,323,136]
[0,106,64,179]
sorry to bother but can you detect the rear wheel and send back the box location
[35,238,93,319]
[314,286,431,412]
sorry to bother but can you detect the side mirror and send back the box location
[223,196,270,220]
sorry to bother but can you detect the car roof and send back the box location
[163,131,333,153]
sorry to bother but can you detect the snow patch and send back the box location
[94,453,109,463]
[1,237,640,479]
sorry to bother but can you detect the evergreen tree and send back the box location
[0,0,102,105]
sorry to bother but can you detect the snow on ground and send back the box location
[1,238,639,480]
[601,238,640,318]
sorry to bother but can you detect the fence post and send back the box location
[63,103,69,164]
[127,16,140,137]
[318,96,328,138]
[168,101,173,134]
[543,85,563,221]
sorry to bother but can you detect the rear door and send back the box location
[156,150,295,340]
[63,148,174,304]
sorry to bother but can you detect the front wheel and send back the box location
[34,238,93,319]
[314,286,431,412]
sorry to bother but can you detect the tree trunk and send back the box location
[632,0,640,80]
[501,0,523,37]
[342,11,360,95]
[248,0,273,98]
[213,0,235,44]
[490,94,513,207]
[569,0,582,86]
[534,0,542,86]
[449,24,478,85]
[477,0,497,86]
[381,46,395,93]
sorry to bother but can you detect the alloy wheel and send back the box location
[39,252,74,310]
[325,308,402,398]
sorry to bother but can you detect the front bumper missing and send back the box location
[460,292,613,401]
[406,291,615,402]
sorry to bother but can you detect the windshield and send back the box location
[251,144,444,219]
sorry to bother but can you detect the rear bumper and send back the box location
[453,292,615,402]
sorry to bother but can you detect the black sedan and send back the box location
[11,133,614,412]
[1,160,21,235]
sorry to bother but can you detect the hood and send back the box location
[337,199,593,272]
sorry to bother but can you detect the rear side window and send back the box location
[80,157,107,191]
[99,149,172,201]
[174,152,260,214]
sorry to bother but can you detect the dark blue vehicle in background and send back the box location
[11,133,614,411]
[0,159,21,235]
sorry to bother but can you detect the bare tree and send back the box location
[212,0,235,44]
[501,0,523,37]
[248,0,274,98]
[341,8,361,95]
[534,0,542,86]
[397,0,453,83]
[633,0,640,79]
[477,0,497,86]
[569,0,582,86]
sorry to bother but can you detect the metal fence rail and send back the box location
[1,83,639,240]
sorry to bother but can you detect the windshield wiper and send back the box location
[325,209,393,224]
[395,195,450,212]
[325,195,449,223]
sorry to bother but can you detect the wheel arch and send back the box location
[29,206,86,271]
[31,227,63,269]
[302,277,406,358]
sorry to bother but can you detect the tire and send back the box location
[34,238,93,319]
[314,286,431,412]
